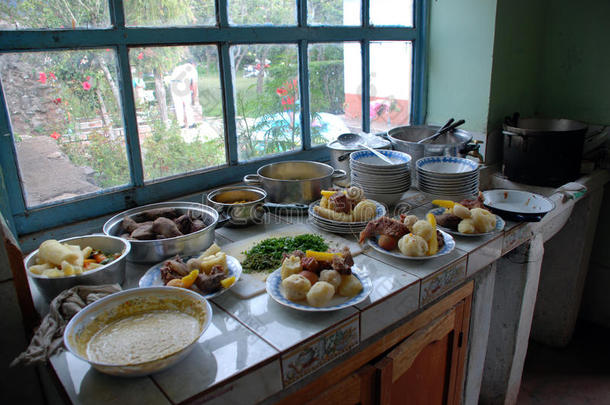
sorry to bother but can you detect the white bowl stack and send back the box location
[349,150,412,206]
[416,156,480,200]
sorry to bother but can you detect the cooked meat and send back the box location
[209,265,225,276]
[191,219,206,232]
[329,193,353,214]
[359,216,409,243]
[436,230,445,249]
[121,217,139,234]
[195,272,225,293]
[459,192,484,210]
[174,214,194,234]
[283,250,306,261]
[130,223,156,240]
[152,217,183,238]
[435,212,461,230]
[331,254,352,275]
[166,257,189,277]
[339,246,354,267]
[301,256,320,274]
[139,208,180,221]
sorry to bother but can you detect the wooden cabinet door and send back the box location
[303,365,376,405]
[375,299,471,405]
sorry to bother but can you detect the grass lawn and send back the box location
[198,73,258,117]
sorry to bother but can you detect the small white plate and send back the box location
[428,207,506,237]
[266,267,372,312]
[139,255,242,299]
[367,230,455,260]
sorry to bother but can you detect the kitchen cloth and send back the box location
[11,284,122,367]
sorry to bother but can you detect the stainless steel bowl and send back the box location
[103,202,221,263]
[207,186,267,227]
[64,287,213,377]
[24,235,130,302]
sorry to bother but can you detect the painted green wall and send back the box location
[426,0,497,134]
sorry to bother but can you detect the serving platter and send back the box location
[428,207,506,237]
[308,199,386,234]
[139,254,242,299]
[367,229,455,260]
[266,267,372,312]
[482,189,554,222]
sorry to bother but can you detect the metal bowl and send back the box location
[63,287,212,377]
[24,235,130,302]
[103,202,220,263]
[207,186,267,227]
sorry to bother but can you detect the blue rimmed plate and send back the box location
[266,267,372,312]
[367,229,455,260]
[428,207,505,236]
[416,156,479,175]
[139,254,242,299]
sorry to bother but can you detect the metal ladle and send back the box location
[337,133,394,164]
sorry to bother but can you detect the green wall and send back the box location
[426,0,498,134]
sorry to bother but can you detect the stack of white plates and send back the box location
[349,150,412,206]
[416,156,479,200]
[308,200,386,234]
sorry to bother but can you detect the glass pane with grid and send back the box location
[228,0,296,26]
[124,0,216,27]
[370,0,414,26]
[0,0,111,30]
[307,0,361,26]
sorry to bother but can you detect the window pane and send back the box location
[129,46,226,182]
[0,0,110,30]
[229,0,296,26]
[309,42,361,146]
[0,50,128,207]
[232,44,300,161]
[369,41,412,132]
[370,0,413,27]
[308,0,361,26]
[125,0,215,27]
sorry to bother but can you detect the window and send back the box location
[0,0,427,235]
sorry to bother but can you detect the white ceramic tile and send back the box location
[50,352,170,405]
[502,223,533,255]
[215,213,290,242]
[212,290,359,352]
[364,247,467,280]
[281,315,359,387]
[420,256,468,306]
[358,281,420,341]
[152,303,280,403]
[467,237,503,277]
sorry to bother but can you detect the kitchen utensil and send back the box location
[63,287,212,377]
[367,230,455,260]
[502,117,587,187]
[418,119,465,144]
[337,133,394,164]
[428,207,505,236]
[243,161,346,204]
[482,189,555,222]
[103,202,223,263]
[417,118,454,144]
[24,234,130,302]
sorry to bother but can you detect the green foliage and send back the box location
[309,60,345,114]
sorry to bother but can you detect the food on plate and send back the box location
[119,208,206,241]
[28,239,122,277]
[314,186,377,222]
[377,234,398,251]
[160,244,231,294]
[282,274,312,301]
[306,281,335,307]
[412,220,435,242]
[358,216,410,246]
[432,194,497,234]
[398,234,428,257]
[281,255,302,280]
[278,246,361,307]
[242,234,328,273]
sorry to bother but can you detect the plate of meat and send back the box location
[139,245,242,299]
[430,194,505,236]
[359,215,455,260]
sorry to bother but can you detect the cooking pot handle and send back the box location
[331,169,347,180]
[216,213,231,228]
[243,174,261,185]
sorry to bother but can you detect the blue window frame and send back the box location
[0,0,428,236]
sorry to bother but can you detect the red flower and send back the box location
[137,52,144,60]
[48,72,56,80]
[82,81,91,90]
[50,131,60,140]
[276,87,287,96]
[86,76,91,81]
[37,72,47,84]
[53,97,62,104]
[105,48,111,52]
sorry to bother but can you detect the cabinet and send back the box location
[278,282,473,405]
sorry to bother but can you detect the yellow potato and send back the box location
[338,275,363,297]
[352,200,377,222]
[313,206,353,222]
[281,255,302,280]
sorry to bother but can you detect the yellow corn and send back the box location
[426,213,438,256]
[221,276,236,289]
[321,190,337,198]
[431,199,456,209]
[305,250,341,262]
[181,269,199,289]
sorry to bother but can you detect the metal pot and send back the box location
[327,133,391,186]
[103,201,223,263]
[243,160,346,204]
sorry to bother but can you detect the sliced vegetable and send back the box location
[432,199,456,210]
[181,269,199,289]
[221,276,236,289]
[92,252,107,263]
[426,213,438,256]
[305,250,340,262]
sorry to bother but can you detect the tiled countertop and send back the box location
[44,173,605,404]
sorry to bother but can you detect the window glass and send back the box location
[129,46,226,182]
[0,0,111,30]
[232,44,300,161]
[228,0,296,26]
[370,0,413,27]
[308,0,361,26]
[369,41,412,132]
[309,42,361,145]
[125,0,216,27]
[0,50,128,207]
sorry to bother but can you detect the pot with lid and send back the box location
[327,133,391,186]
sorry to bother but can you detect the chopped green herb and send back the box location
[242,234,328,273]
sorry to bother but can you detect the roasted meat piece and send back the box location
[283,250,306,261]
[301,256,320,274]
[436,230,445,249]
[139,207,180,221]
[331,254,352,275]
[160,256,189,284]
[152,217,183,238]
[329,193,353,214]
[459,192,484,209]
[435,212,461,230]
[195,272,225,294]
[174,214,194,234]
[121,217,139,234]
[359,216,409,243]
[131,223,156,240]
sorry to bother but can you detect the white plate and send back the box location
[428,207,506,236]
[266,267,372,312]
[139,255,242,299]
[416,156,479,175]
[367,229,455,260]
[350,150,412,167]
[482,189,555,215]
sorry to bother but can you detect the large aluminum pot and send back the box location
[103,202,222,263]
[327,133,391,186]
[243,160,346,204]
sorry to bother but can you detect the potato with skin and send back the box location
[338,274,363,297]
[283,274,312,301]
[306,281,336,307]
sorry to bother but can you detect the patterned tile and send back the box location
[502,223,533,255]
[420,256,468,306]
[467,236,503,277]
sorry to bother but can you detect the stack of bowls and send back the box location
[416,156,479,200]
[349,150,412,206]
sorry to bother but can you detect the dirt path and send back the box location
[15,136,100,207]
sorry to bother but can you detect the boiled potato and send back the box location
[319,269,342,289]
[283,274,312,301]
[398,234,428,257]
[412,220,434,241]
[338,275,363,297]
[199,243,221,258]
[452,203,471,219]
[458,218,476,234]
[471,208,496,233]
[352,200,377,222]
[402,215,419,232]
[281,255,302,280]
[38,240,80,267]
[306,281,335,307]
[198,252,227,275]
